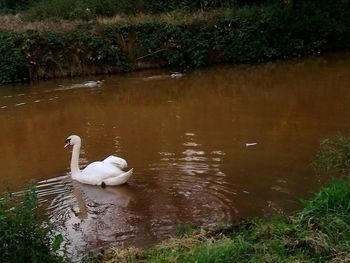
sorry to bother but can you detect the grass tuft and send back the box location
[314,136,350,175]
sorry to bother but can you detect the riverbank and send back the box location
[86,136,350,262]
[1,1,349,84]
[88,179,350,262]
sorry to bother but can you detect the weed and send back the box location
[314,136,350,175]
[175,221,197,237]
[0,182,66,262]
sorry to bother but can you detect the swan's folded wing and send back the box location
[82,161,123,180]
[103,169,133,186]
[102,155,128,169]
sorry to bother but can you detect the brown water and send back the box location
[0,52,349,257]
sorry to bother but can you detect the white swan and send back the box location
[83,80,104,88]
[64,135,133,187]
[170,72,185,79]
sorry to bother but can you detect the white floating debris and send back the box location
[245,142,257,147]
[34,100,41,103]
[15,102,26,106]
[1,106,7,109]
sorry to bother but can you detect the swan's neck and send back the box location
[70,144,81,175]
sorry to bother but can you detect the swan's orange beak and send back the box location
[64,142,70,148]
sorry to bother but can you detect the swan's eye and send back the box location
[65,139,71,144]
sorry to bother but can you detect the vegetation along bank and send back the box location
[0,0,349,84]
[92,179,350,262]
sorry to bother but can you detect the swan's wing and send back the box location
[83,81,97,87]
[103,169,133,186]
[82,161,124,181]
[102,155,128,169]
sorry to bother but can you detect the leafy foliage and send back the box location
[0,30,28,84]
[0,1,349,83]
[0,0,39,13]
[0,183,66,262]
[3,0,242,18]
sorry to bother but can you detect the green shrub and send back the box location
[0,183,66,262]
[0,1,349,83]
[7,0,237,18]
[0,30,28,84]
[0,0,39,13]
[10,25,130,80]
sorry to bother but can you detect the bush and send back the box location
[0,1,349,83]
[0,183,66,262]
[0,0,39,13]
[7,0,237,18]
[0,30,28,84]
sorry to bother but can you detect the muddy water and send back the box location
[0,53,349,256]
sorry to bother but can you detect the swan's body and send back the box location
[65,135,133,186]
[83,80,104,88]
[170,72,185,79]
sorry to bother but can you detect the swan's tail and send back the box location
[103,168,133,186]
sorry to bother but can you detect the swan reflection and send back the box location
[35,176,135,256]
[72,180,134,212]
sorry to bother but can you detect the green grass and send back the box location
[95,179,350,262]
[313,136,350,175]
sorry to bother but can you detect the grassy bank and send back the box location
[87,179,350,263]
[89,137,350,262]
[0,0,349,84]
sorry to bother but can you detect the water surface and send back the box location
[0,52,349,256]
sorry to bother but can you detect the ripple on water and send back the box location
[31,175,141,258]
[9,134,239,259]
[145,152,239,227]
[29,167,239,258]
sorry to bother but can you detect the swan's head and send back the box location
[64,135,81,148]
